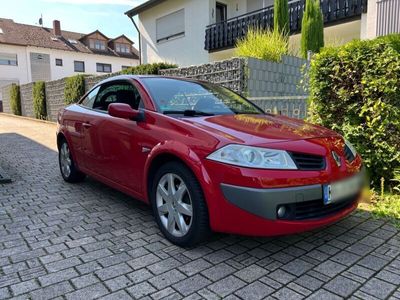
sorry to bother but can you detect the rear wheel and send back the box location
[151,162,210,247]
[59,138,85,183]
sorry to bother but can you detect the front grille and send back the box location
[277,194,358,221]
[344,145,356,162]
[289,152,326,170]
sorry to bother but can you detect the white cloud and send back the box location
[42,0,144,6]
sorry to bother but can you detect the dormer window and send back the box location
[115,43,130,54]
[89,39,106,51]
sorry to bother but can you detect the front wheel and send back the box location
[59,138,85,183]
[151,162,210,247]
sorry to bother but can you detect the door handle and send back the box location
[82,122,92,129]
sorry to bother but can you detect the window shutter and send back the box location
[156,9,185,42]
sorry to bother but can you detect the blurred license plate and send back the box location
[323,173,362,205]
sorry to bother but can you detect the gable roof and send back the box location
[79,30,110,41]
[109,34,134,45]
[125,0,166,17]
[0,18,139,60]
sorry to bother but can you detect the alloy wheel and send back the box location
[156,173,193,237]
[60,142,72,178]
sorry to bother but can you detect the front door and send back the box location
[81,80,145,193]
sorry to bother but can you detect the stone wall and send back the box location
[84,74,111,92]
[251,96,308,119]
[247,56,308,97]
[45,78,66,122]
[1,85,12,114]
[160,58,247,94]
[20,83,34,118]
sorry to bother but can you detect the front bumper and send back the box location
[221,168,365,221]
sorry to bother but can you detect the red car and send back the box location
[57,75,364,246]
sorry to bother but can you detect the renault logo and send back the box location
[332,151,341,167]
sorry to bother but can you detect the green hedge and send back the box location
[120,62,177,75]
[64,74,85,105]
[33,81,47,119]
[308,37,400,187]
[10,84,21,116]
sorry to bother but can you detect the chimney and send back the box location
[53,20,61,36]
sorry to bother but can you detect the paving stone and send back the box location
[0,287,11,300]
[234,264,268,283]
[29,282,74,300]
[95,263,132,281]
[98,290,132,300]
[38,268,79,287]
[273,287,305,300]
[208,275,246,297]
[314,260,347,277]
[126,281,156,298]
[127,268,153,284]
[282,259,314,276]
[10,279,40,296]
[324,276,361,297]
[148,269,186,290]
[306,289,343,300]
[201,263,236,281]
[268,269,296,284]
[358,255,389,271]
[360,278,397,299]
[104,275,131,292]
[65,283,109,300]
[71,273,100,289]
[235,281,274,300]
[294,274,324,291]
[173,274,211,296]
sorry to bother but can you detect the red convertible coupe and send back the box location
[57,75,364,246]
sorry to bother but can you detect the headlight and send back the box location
[207,144,297,169]
[345,139,357,157]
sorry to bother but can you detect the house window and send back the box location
[156,9,185,43]
[0,53,17,66]
[89,39,106,51]
[216,2,227,22]
[55,58,63,66]
[121,66,130,70]
[96,63,112,73]
[74,61,85,72]
[115,43,130,53]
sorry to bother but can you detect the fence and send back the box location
[2,56,309,121]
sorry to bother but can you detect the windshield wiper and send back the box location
[163,110,214,116]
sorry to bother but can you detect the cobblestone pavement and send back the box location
[0,114,399,300]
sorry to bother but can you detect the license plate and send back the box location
[323,173,363,205]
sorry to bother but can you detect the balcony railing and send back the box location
[205,0,368,51]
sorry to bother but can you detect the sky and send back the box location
[1,0,147,45]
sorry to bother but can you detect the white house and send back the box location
[125,0,399,67]
[0,18,140,102]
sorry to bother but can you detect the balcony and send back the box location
[205,0,368,52]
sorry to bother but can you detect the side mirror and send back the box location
[108,103,144,121]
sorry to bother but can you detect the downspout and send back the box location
[128,15,142,65]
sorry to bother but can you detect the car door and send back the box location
[82,80,147,194]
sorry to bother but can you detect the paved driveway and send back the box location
[0,114,399,300]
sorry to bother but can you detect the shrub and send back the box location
[300,0,324,58]
[64,74,85,105]
[33,81,47,119]
[120,62,177,75]
[308,38,400,187]
[235,27,288,62]
[9,84,21,116]
[274,0,289,37]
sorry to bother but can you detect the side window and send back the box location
[80,86,100,108]
[93,82,142,111]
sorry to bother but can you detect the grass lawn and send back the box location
[359,192,400,228]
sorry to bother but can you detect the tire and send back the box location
[151,161,211,247]
[58,138,86,183]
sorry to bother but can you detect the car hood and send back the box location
[181,114,341,145]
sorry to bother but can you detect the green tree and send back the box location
[33,81,47,119]
[274,0,289,38]
[300,0,324,59]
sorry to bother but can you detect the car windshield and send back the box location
[141,77,264,116]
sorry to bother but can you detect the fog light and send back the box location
[277,206,286,218]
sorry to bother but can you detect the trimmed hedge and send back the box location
[65,74,85,105]
[10,84,21,116]
[33,81,47,119]
[308,38,400,187]
[120,62,177,75]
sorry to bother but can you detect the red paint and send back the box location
[57,76,363,237]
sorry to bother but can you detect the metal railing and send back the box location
[205,0,368,51]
